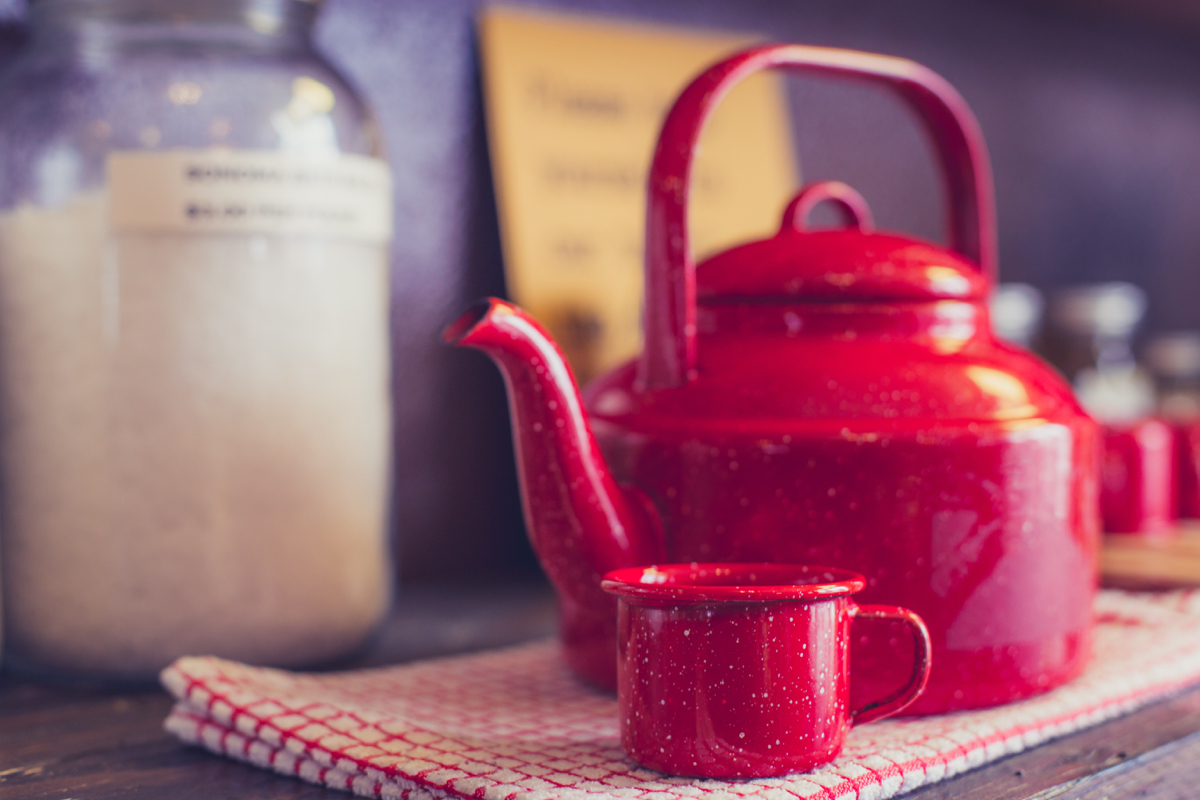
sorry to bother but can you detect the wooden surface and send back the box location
[1101,524,1200,589]
[4,581,1200,800]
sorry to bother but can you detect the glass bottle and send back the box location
[1146,333,1200,424]
[1049,282,1155,423]
[0,0,393,678]
[1049,283,1173,535]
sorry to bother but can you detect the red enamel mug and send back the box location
[1180,421,1200,520]
[602,563,932,778]
[1102,420,1178,535]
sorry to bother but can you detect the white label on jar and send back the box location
[107,150,392,243]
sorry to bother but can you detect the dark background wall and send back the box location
[2,0,1199,583]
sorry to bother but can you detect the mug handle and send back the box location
[849,604,933,725]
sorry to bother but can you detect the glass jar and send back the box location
[0,0,393,678]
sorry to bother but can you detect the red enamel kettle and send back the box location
[446,44,1099,715]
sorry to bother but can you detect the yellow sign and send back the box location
[478,7,797,382]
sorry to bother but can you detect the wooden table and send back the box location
[4,581,1200,800]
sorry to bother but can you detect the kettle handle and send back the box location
[640,44,997,389]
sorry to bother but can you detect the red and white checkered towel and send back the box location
[162,589,1200,800]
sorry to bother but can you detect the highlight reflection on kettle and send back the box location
[446,44,1099,715]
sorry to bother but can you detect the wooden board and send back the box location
[904,682,1200,800]
[4,588,1200,800]
[1101,523,1200,589]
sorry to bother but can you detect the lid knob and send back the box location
[781,181,875,236]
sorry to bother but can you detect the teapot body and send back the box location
[586,299,1099,714]
[450,45,1100,715]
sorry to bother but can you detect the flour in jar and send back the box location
[0,191,392,678]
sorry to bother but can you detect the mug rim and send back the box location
[601,562,866,603]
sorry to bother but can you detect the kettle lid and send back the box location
[697,181,988,303]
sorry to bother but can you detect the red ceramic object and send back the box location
[446,44,1099,714]
[602,563,931,778]
[1102,420,1178,534]
[1176,421,1200,520]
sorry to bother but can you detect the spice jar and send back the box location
[0,0,393,678]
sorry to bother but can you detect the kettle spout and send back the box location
[444,298,664,687]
